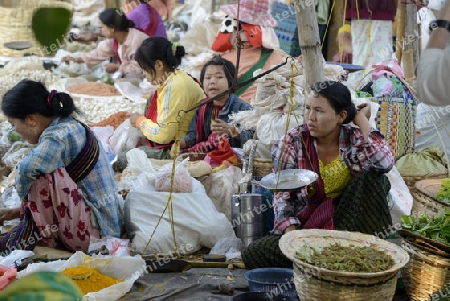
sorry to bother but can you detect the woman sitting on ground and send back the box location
[179,56,254,154]
[242,81,394,269]
[0,80,122,255]
[127,37,205,160]
[62,8,148,78]
[122,0,167,38]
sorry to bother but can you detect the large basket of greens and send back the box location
[411,179,450,218]
[399,210,450,301]
[279,229,410,301]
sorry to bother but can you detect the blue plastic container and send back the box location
[244,268,297,298]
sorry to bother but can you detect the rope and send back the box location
[234,0,242,88]
[142,135,182,256]
[320,0,335,50]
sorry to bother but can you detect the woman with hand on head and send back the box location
[0,80,122,254]
[62,8,149,78]
[179,56,254,154]
[126,37,205,161]
[242,81,394,269]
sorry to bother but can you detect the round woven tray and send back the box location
[411,179,449,218]
[279,230,410,301]
[253,158,272,178]
[402,240,450,301]
[401,171,447,193]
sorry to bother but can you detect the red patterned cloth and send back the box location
[27,168,100,252]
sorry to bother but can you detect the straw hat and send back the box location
[220,0,277,28]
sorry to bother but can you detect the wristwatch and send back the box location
[429,20,450,33]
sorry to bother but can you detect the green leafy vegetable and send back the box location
[401,209,450,245]
[100,73,114,86]
[7,130,23,143]
[295,243,394,273]
[436,178,450,203]
[355,90,373,98]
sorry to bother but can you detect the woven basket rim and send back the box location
[0,1,73,10]
[401,170,448,178]
[402,240,450,267]
[279,229,410,280]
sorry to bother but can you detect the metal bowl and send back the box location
[260,169,318,190]
[4,41,32,50]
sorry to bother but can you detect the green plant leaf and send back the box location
[31,7,72,54]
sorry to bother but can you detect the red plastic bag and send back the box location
[204,138,239,168]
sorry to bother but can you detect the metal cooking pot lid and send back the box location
[4,41,32,50]
[260,169,318,190]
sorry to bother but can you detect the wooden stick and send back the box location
[396,0,406,63]
[294,0,324,90]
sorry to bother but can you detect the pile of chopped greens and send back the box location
[295,243,394,273]
[401,209,450,245]
[436,178,450,203]
[355,90,373,98]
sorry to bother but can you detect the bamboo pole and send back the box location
[395,0,406,64]
[327,0,344,62]
[403,0,419,83]
[294,0,324,90]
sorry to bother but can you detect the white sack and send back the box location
[125,178,236,255]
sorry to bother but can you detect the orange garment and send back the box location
[149,0,172,20]
[222,45,283,103]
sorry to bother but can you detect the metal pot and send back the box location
[231,193,263,248]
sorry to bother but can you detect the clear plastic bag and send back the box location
[109,120,143,156]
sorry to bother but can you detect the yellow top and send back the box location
[136,70,205,144]
[319,156,352,198]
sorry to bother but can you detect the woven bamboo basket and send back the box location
[401,240,450,301]
[411,179,450,218]
[356,67,418,161]
[0,1,73,57]
[279,229,410,301]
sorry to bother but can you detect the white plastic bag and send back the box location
[88,237,130,257]
[386,166,414,227]
[109,120,143,156]
[200,166,243,221]
[117,148,157,191]
[17,251,146,301]
[91,126,114,154]
[155,160,193,193]
[0,250,34,268]
[125,179,236,255]
[210,237,242,261]
[114,82,146,103]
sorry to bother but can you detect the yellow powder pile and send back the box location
[67,82,122,97]
[61,266,124,294]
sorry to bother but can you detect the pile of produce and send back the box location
[61,266,123,295]
[67,82,121,96]
[90,111,129,130]
[436,178,450,203]
[295,243,394,273]
[401,209,450,246]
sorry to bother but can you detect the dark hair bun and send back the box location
[343,103,357,124]
[174,45,185,58]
